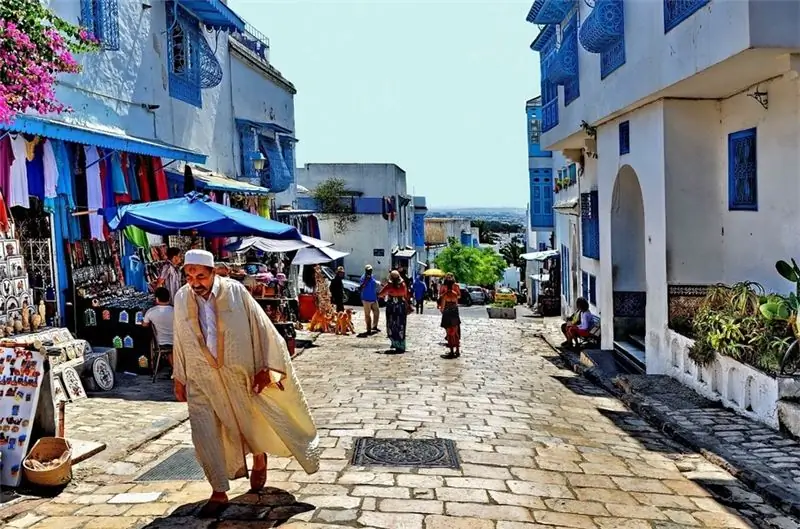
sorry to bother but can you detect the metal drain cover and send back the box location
[135,447,206,482]
[351,438,460,469]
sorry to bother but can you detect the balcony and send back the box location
[231,21,271,64]
[528,0,577,25]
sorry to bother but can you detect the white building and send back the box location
[527,0,800,427]
[1,1,298,321]
[424,218,473,266]
[296,163,416,280]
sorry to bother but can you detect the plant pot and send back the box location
[487,307,516,320]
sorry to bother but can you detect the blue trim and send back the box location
[551,14,580,107]
[167,2,202,107]
[80,0,120,51]
[235,118,293,136]
[600,39,626,79]
[535,26,559,133]
[728,128,758,211]
[664,0,709,33]
[177,0,245,32]
[533,0,577,24]
[530,168,554,228]
[526,0,544,23]
[531,25,557,52]
[0,115,207,163]
[589,274,597,305]
[581,191,600,259]
[165,170,271,196]
[579,0,624,53]
[619,120,630,155]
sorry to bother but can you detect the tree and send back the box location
[500,240,526,279]
[434,243,507,287]
[311,178,357,233]
[0,0,98,124]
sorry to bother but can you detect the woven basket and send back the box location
[23,437,72,487]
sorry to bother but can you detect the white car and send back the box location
[467,286,487,305]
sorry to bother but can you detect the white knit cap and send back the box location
[183,249,214,269]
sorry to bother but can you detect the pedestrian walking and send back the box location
[330,266,346,312]
[438,273,461,358]
[359,264,380,334]
[379,270,410,352]
[412,275,427,314]
[156,247,183,303]
[172,250,319,517]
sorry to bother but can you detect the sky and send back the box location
[229,0,540,209]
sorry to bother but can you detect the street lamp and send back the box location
[248,151,266,172]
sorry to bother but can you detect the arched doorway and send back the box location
[610,165,647,367]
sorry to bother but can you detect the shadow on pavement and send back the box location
[85,376,177,402]
[142,487,315,528]
[549,374,610,398]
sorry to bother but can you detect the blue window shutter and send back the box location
[589,274,597,305]
[728,128,757,211]
[530,168,554,229]
[279,137,296,185]
[80,0,120,51]
[664,0,710,33]
[582,271,588,299]
[619,121,630,155]
[259,136,292,193]
[581,191,600,260]
[167,2,202,108]
[600,38,625,79]
[562,14,581,107]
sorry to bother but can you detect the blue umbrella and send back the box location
[102,192,301,240]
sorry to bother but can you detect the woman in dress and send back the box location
[438,273,461,358]
[379,270,410,353]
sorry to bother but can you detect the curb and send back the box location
[541,334,800,519]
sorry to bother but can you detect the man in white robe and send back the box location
[173,250,319,516]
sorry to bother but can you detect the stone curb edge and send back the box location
[538,333,800,519]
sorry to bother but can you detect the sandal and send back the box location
[198,492,229,518]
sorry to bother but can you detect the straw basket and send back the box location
[23,437,72,487]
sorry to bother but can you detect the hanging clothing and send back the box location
[137,155,152,202]
[8,136,30,208]
[124,226,150,249]
[258,197,270,218]
[25,141,45,200]
[23,136,40,161]
[100,151,114,240]
[52,140,75,209]
[152,158,169,200]
[0,191,9,234]
[110,152,128,195]
[0,135,14,197]
[123,153,141,202]
[43,140,59,199]
[84,146,105,241]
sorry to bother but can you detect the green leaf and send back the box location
[777,260,799,282]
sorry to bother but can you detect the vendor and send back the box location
[157,247,183,303]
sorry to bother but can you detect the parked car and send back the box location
[458,283,473,306]
[467,286,487,305]
[495,287,517,305]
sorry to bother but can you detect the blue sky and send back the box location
[229,0,539,208]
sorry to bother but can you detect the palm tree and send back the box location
[500,241,525,268]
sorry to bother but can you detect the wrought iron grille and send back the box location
[728,128,758,211]
[664,0,710,33]
[16,215,55,305]
[167,2,202,107]
[80,0,120,51]
[601,38,626,80]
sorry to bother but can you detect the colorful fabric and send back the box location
[110,152,128,195]
[0,135,14,195]
[8,136,29,208]
[441,301,461,349]
[385,296,407,351]
[42,140,58,199]
[172,278,320,492]
[152,157,169,200]
[84,146,105,241]
[25,140,44,200]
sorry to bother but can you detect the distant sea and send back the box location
[427,207,526,226]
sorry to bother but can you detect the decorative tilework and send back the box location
[668,284,710,321]
[664,0,710,33]
[613,291,646,318]
[728,128,757,211]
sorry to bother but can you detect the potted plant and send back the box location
[487,299,516,320]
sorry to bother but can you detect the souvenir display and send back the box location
[61,367,86,401]
[91,356,114,391]
[0,346,45,487]
[52,377,67,405]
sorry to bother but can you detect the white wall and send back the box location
[45,0,237,174]
[540,0,799,150]
[298,164,408,198]
[664,77,800,294]
[316,215,394,280]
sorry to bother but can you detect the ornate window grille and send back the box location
[560,14,580,106]
[80,0,119,51]
[664,0,710,33]
[619,120,630,155]
[166,2,224,108]
[534,26,559,133]
[581,191,600,259]
[728,128,758,211]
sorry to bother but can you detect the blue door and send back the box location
[530,168,554,229]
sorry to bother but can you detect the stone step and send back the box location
[629,334,646,350]
[779,400,800,438]
[581,349,637,377]
[613,340,646,374]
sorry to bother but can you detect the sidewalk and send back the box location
[539,318,800,519]
[2,313,797,529]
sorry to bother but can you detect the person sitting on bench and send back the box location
[561,297,592,349]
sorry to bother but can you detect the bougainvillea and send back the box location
[0,0,98,124]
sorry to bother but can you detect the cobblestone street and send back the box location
[3,314,799,529]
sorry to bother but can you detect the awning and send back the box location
[226,235,333,254]
[521,249,559,262]
[393,249,417,259]
[236,118,293,136]
[530,273,551,282]
[177,0,245,32]
[554,197,580,215]
[1,115,206,164]
[170,166,270,195]
[292,246,349,266]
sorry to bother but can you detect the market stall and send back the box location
[522,249,561,316]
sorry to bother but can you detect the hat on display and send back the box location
[184,249,215,269]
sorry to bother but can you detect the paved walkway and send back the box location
[3,314,799,528]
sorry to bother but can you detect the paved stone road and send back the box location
[3,314,799,528]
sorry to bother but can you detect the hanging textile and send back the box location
[152,157,169,200]
[110,152,128,195]
[136,155,151,202]
[307,215,321,239]
[84,146,105,241]
[0,134,13,196]
[43,140,58,199]
[124,226,150,248]
[23,139,44,201]
[52,140,75,209]
[0,191,9,233]
[9,136,30,208]
[100,151,114,240]
[258,197,270,219]
[123,153,140,202]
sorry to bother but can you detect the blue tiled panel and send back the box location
[664,0,710,33]
[728,128,758,211]
[613,291,646,318]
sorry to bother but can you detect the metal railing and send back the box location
[232,21,270,64]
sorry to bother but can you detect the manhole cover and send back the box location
[134,447,206,482]
[351,438,460,469]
